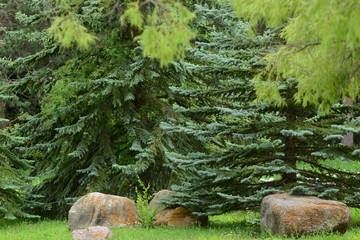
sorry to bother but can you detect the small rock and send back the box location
[71,226,112,240]
[260,193,351,237]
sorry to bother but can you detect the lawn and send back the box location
[1,209,359,240]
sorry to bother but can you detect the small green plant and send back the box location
[135,177,158,228]
[245,214,260,228]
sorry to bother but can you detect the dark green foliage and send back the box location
[0,129,35,219]
[0,0,42,220]
[19,46,183,217]
[163,4,360,215]
[1,0,190,218]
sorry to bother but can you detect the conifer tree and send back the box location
[1,0,190,217]
[163,4,360,215]
[0,0,40,220]
[0,128,35,219]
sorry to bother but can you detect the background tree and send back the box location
[0,0,42,220]
[1,0,195,217]
[162,4,360,215]
[0,129,34,219]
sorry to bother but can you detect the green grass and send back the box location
[319,159,360,172]
[0,220,70,240]
[1,210,359,240]
[297,158,360,173]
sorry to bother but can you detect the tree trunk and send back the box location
[283,113,297,184]
[0,100,6,129]
[342,97,354,147]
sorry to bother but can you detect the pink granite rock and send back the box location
[68,192,139,230]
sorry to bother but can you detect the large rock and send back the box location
[71,226,112,240]
[149,190,208,227]
[260,193,351,237]
[149,190,176,210]
[68,192,139,230]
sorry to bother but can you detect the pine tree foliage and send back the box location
[1,0,191,217]
[163,4,360,215]
[0,0,43,220]
[0,128,35,219]
[18,52,179,216]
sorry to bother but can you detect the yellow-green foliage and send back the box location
[230,0,360,112]
[121,0,195,66]
[48,14,97,50]
[49,0,195,65]
[252,71,285,107]
[120,1,144,30]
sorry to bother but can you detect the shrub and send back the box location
[135,178,158,228]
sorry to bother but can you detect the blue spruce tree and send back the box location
[163,4,360,215]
